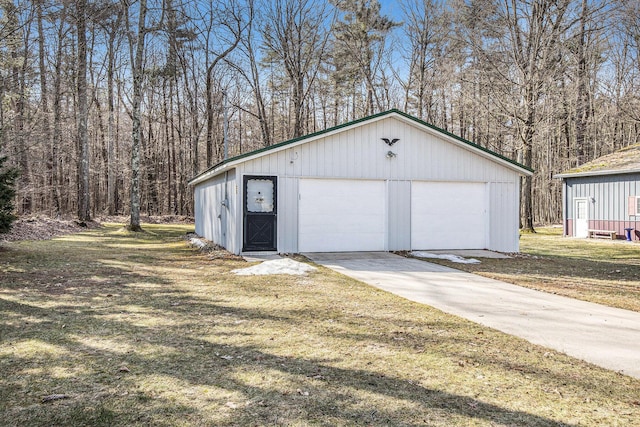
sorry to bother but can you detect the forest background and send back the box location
[0,0,638,230]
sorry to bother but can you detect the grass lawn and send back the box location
[426,227,640,313]
[1,224,639,426]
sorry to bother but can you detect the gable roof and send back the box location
[555,144,640,179]
[189,109,533,186]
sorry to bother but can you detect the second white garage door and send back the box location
[298,179,386,252]
[411,182,487,250]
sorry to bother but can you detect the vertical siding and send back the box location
[277,177,299,253]
[197,115,525,253]
[488,182,520,252]
[565,173,640,221]
[193,175,222,243]
[387,180,411,250]
[240,117,521,184]
[194,169,237,250]
[194,183,207,237]
[564,173,640,239]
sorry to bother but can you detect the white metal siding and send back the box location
[193,169,238,253]
[241,117,520,184]
[277,177,299,254]
[488,182,520,252]
[194,174,224,243]
[387,180,411,250]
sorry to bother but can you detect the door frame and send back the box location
[573,197,589,238]
[243,175,277,251]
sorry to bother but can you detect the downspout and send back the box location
[222,170,229,247]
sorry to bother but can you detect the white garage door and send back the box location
[298,179,386,252]
[411,182,486,250]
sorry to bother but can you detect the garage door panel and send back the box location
[299,179,385,252]
[412,182,486,250]
[300,215,381,233]
[299,232,384,253]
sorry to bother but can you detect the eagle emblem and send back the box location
[382,138,399,146]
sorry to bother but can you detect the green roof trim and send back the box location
[189,109,532,184]
[392,109,533,173]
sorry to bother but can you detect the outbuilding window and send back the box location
[630,196,640,216]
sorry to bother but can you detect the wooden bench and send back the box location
[588,229,617,239]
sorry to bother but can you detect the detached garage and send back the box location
[189,109,532,254]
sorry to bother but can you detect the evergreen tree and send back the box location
[330,0,399,116]
[0,155,18,233]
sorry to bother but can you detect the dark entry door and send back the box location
[243,176,277,251]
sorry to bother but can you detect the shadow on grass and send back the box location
[1,304,579,427]
[1,225,634,426]
[0,277,593,427]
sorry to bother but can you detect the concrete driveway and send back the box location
[305,252,640,379]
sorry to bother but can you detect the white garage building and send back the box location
[189,110,532,254]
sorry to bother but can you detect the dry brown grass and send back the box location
[1,224,639,426]
[435,227,640,312]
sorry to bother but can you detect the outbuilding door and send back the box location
[243,176,277,251]
[298,179,386,252]
[574,198,589,238]
[411,182,486,250]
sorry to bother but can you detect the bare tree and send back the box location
[76,0,90,222]
[261,0,332,138]
[227,3,273,148]
[125,0,149,232]
[98,1,125,215]
[35,0,58,215]
[51,2,70,215]
[459,0,576,231]
[616,0,640,126]
[400,0,452,122]
[203,0,247,166]
[2,0,640,231]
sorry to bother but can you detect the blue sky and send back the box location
[379,0,404,20]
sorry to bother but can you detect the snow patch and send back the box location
[189,237,208,249]
[411,251,481,264]
[232,258,317,276]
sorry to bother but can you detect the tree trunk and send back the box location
[521,89,536,233]
[574,0,589,166]
[37,0,58,216]
[127,0,147,232]
[9,2,31,214]
[52,3,66,215]
[205,72,215,166]
[106,15,120,215]
[77,0,90,222]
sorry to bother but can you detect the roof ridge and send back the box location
[189,109,531,184]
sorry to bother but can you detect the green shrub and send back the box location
[0,155,18,233]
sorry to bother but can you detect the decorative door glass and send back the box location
[246,179,274,213]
